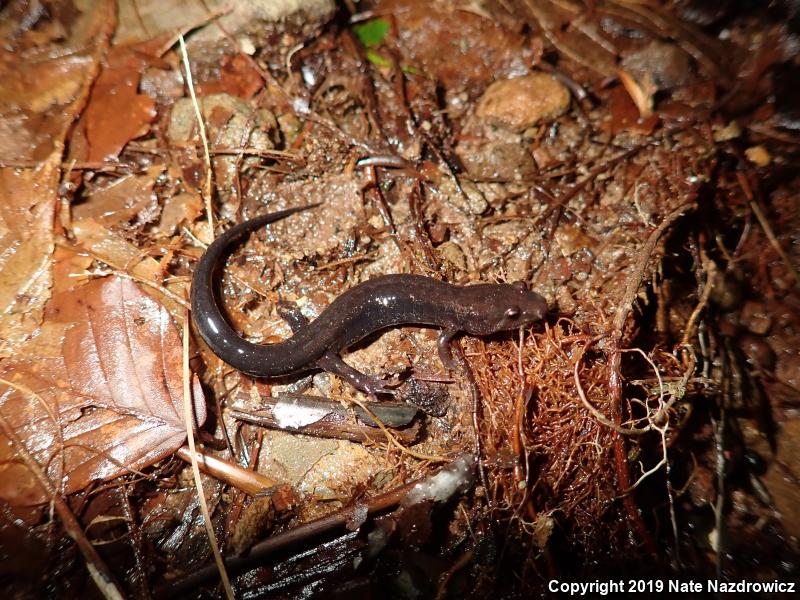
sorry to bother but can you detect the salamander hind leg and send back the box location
[316,351,397,398]
[437,328,459,372]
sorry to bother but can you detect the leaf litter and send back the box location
[0,0,798,597]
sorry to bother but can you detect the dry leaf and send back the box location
[0,176,55,356]
[72,165,164,226]
[0,277,206,505]
[70,217,186,316]
[75,42,158,163]
[604,85,660,135]
[0,1,116,354]
[619,69,656,119]
[195,54,264,99]
[0,1,116,161]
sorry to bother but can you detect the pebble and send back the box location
[475,73,570,131]
[436,241,467,273]
[457,141,537,180]
[740,300,772,335]
[745,145,771,167]
[620,40,692,91]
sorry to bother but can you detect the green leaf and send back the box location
[353,18,390,48]
[365,49,393,68]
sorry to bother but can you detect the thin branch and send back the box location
[0,413,125,599]
[179,34,215,239]
[181,311,234,599]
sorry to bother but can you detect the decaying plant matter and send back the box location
[0,0,797,597]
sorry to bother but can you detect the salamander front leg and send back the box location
[316,351,397,398]
[437,328,459,372]
[276,300,308,333]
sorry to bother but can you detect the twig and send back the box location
[607,203,692,554]
[179,34,215,239]
[735,171,799,288]
[181,312,234,600]
[155,460,463,596]
[77,269,190,310]
[175,446,279,495]
[680,250,716,347]
[573,354,650,436]
[749,199,800,289]
[314,250,378,271]
[0,413,125,599]
[347,395,448,463]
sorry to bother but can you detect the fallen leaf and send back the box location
[115,0,224,46]
[195,54,264,99]
[0,277,206,505]
[0,1,116,162]
[52,246,94,295]
[0,0,116,355]
[154,191,204,237]
[515,0,618,78]
[619,69,656,119]
[77,43,159,163]
[0,172,56,356]
[70,217,187,316]
[604,85,660,135]
[393,2,533,93]
[353,18,391,49]
[745,145,771,167]
[72,165,164,226]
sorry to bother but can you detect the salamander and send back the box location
[190,205,548,396]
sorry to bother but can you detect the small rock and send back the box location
[556,286,577,315]
[713,121,741,142]
[740,300,772,335]
[745,145,771,167]
[167,93,277,151]
[532,145,555,169]
[457,141,537,180]
[140,66,184,103]
[436,241,467,273]
[739,334,776,371]
[709,270,743,311]
[621,40,693,91]
[776,347,800,392]
[457,181,489,215]
[554,224,596,257]
[476,73,570,131]
[167,93,277,209]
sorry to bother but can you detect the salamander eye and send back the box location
[505,307,520,319]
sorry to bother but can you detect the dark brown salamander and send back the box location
[190,206,548,396]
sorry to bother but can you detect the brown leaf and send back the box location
[52,246,94,295]
[0,175,55,355]
[0,1,116,354]
[0,277,206,505]
[604,85,660,136]
[516,0,618,78]
[70,217,187,317]
[196,54,264,99]
[154,191,204,237]
[393,2,533,93]
[72,165,164,226]
[78,43,158,163]
[0,1,116,162]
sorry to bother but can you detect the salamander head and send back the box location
[465,281,548,335]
